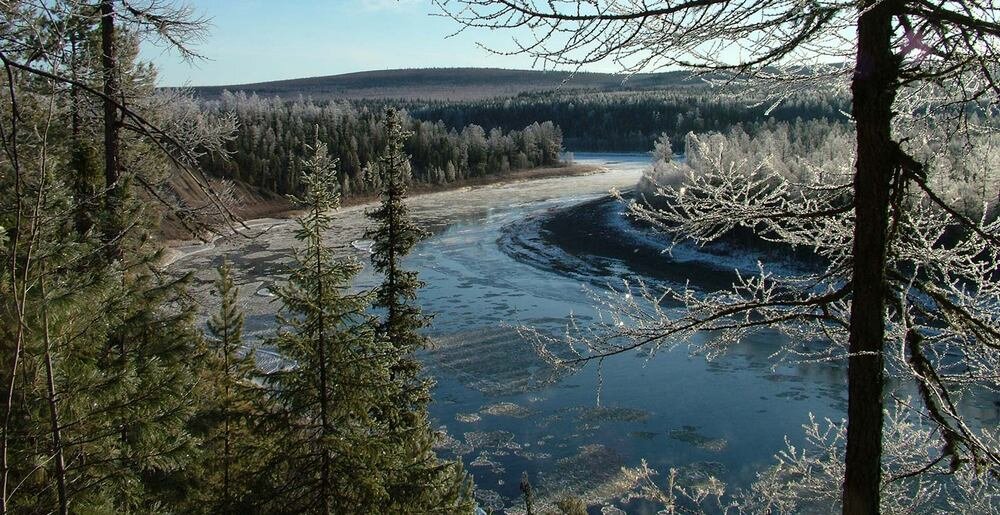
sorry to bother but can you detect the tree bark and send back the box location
[70,33,80,139]
[100,0,132,455]
[315,203,331,515]
[844,0,899,512]
[42,279,68,515]
[70,30,92,237]
[100,0,122,261]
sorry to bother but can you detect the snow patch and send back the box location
[351,239,374,253]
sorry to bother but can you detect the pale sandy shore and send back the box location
[161,163,601,267]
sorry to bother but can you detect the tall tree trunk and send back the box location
[222,323,231,509]
[42,280,68,515]
[844,0,899,512]
[70,31,91,237]
[315,209,330,515]
[100,1,130,451]
[100,0,122,261]
[2,86,30,514]
[70,32,79,140]
[386,151,398,335]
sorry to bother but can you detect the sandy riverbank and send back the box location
[161,163,601,247]
[160,162,601,261]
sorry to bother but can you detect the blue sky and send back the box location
[142,0,589,86]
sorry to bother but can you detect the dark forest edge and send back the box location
[400,88,847,152]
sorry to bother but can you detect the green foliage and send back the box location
[69,139,102,235]
[261,135,396,512]
[0,9,480,511]
[365,109,430,352]
[520,471,535,515]
[551,496,588,515]
[0,163,201,512]
[1,4,208,512]
[181,261,274,513]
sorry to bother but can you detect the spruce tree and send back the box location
[520,472,535,515]
[365,108,474,513]
[207,260,246,509]
[185,261,270,513]
[264,131,397,513]
[365,108,430,377]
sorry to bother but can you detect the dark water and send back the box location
[375,153,857,513]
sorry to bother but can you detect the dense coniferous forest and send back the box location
[399,90,850,151]
[198,92,564,197]
[192,87,847,199]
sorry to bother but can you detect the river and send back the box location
[391,153,847,513]
[168,152,997,514]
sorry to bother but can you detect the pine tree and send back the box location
[365,109,474,513]
[64,3,102,238]
[0,144,198,513]
[0,165,86,515]
[1,4,212,512]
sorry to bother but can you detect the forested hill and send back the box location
[187,67,700,101]
[187,68,849,153]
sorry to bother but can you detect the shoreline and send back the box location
[163,163,601,243]
[369,162,604,204]
[160,162,605,266]
[161,158,643,334]
[249,162,604,220]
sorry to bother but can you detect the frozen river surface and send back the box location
[169,153,996,513]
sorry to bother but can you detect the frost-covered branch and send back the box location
[530,123,1000,492]
[741,403,999,513]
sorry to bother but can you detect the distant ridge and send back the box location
[185,67,700,101]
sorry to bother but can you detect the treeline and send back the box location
[392,89,849,151]
[189,67,702,102]
[198,92,564,197]
[641,118,856,195]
